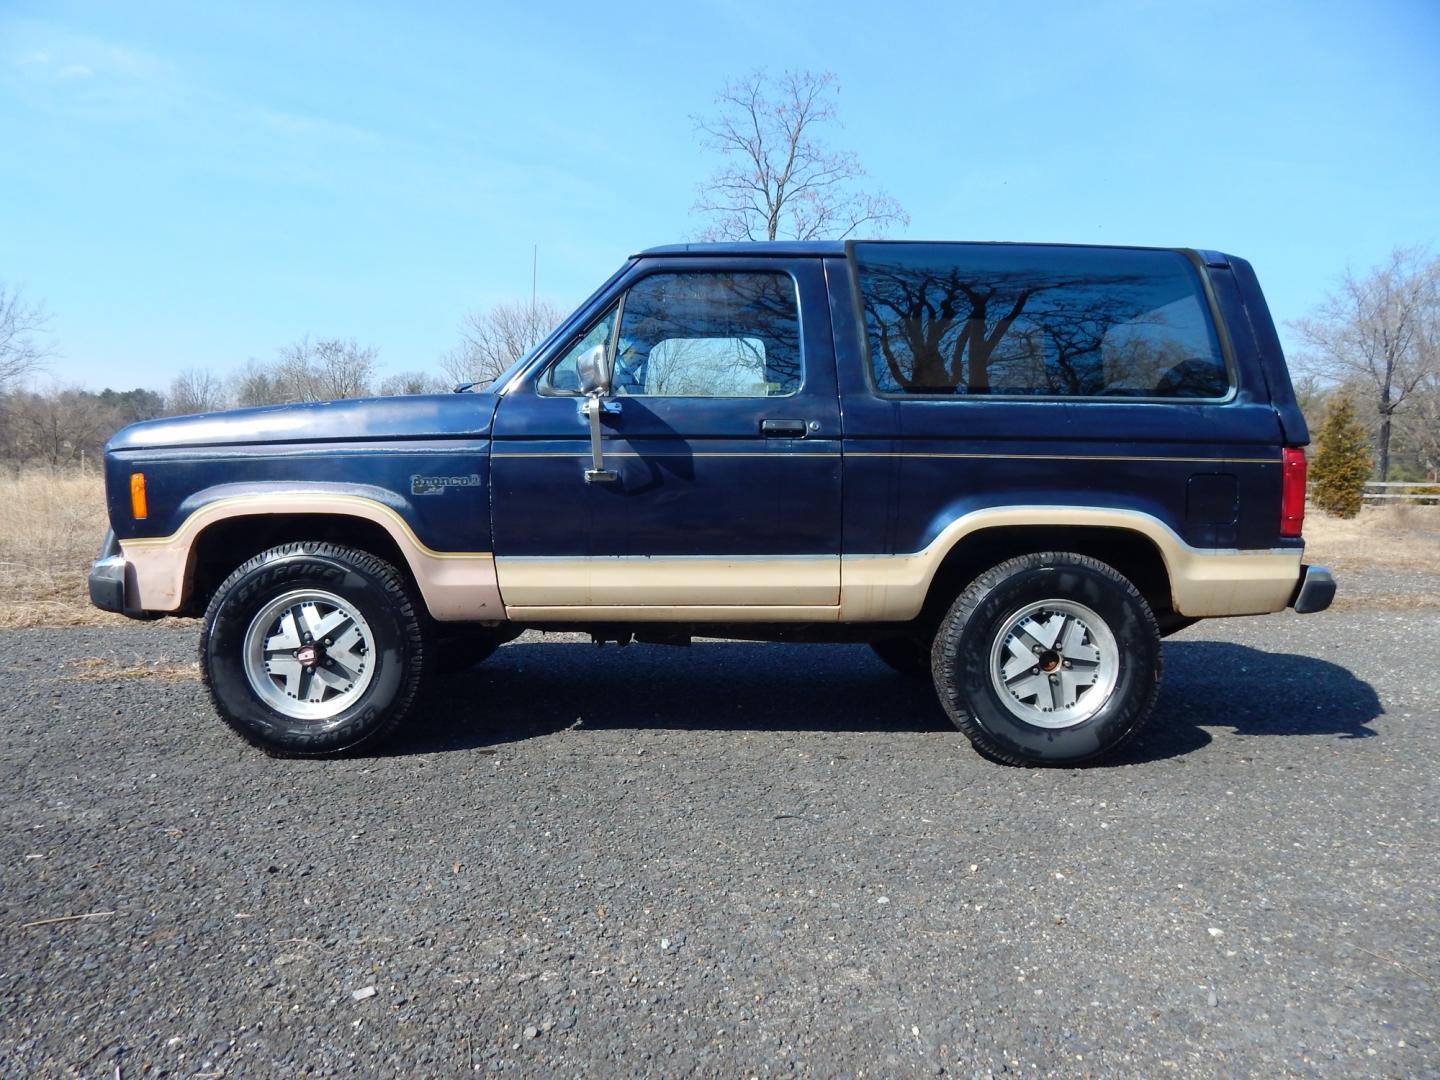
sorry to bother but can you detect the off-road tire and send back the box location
[200,542,429,757]
[931,551,1161,767]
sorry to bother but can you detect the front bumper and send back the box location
[1289,563,1336,614]
[88,530,151,618]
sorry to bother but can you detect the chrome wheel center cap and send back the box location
[243,589,376,722]
[987,599,1120,729]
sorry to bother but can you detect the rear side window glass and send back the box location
[854,244,1230,399]
[613,272,802,397]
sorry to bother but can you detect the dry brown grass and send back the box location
[0,471,130,628]
[61,655,197,681]
[1302,503,1440,574]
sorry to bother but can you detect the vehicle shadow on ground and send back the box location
[393,638,1384,765]
[1116,640,1384,764]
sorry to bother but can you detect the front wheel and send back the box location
[200,542,429,756]
[931,552,1161,766]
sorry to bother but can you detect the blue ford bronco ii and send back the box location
[90,241,1336,766]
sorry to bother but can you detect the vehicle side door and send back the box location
[490,257,842,614]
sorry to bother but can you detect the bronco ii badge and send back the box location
[410,474,484,496]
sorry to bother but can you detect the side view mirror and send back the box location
[576,344,611,396]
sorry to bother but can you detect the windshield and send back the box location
[484,340,546,391]
[479,259,637,393]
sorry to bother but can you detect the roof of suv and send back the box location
[634,241,1230,265]
[635,241,845,258]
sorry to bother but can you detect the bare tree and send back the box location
[275,337,378,402]
[167,368,228,415]
[442,299,564,386]
[1291,371,1328,432]
[378,370,449,396]
[692,70,908,242]
[1411,296,1440,480]
[0,283,52,391]
[231,359,287,408]
[7,385,113,468]
[1396,367,1440,480]
[1292,248,1440,480]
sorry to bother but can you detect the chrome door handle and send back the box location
[760,419,808,438]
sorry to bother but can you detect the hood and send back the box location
[108,392,500,452]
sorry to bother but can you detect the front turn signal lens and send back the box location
[130,472,148,520]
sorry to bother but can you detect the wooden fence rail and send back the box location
[1362,481,1440,503]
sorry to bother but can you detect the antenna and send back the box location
[531,243,538,321]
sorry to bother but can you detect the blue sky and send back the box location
[2,0,1437,391]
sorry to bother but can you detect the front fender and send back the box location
[117,485,501,621]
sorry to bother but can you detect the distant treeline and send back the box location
[1,386,165,470]
[0,316,557,471]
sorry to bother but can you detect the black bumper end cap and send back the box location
[88,557,128,614]
[1290,564,1337,615]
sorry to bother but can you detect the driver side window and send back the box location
[613,271,801,397]
[540,271,803,397]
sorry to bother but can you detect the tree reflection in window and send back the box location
[614,272,801,397]
[855,244,1229,398]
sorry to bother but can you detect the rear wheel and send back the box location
[931,552,1161,766]
[200,542,429,756]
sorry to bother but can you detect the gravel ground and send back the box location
[1,571,1436,1078]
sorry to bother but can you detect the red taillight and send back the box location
[1280,448,1306,537]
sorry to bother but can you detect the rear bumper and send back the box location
[1289,564,1336,614]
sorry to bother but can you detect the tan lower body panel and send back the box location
[840,548,1299,620]
[497,508,1301,622]
[494,555,840,609]
[505,604,843,622]
[119,492,503,622]
[839,506,1302,621]
[1162,546,1302,617]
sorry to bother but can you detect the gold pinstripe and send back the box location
[845,452,1279,465]
[491,450,1278,465]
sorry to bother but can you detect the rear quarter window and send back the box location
[853,243,1231,399]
